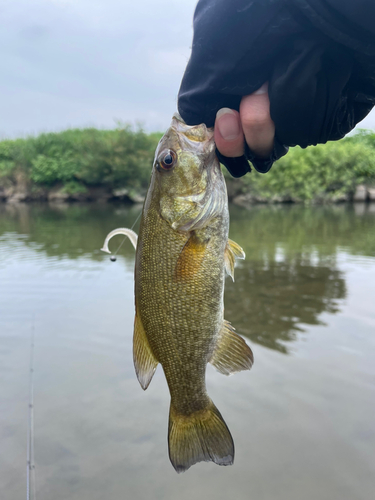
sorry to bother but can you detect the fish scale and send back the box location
[102,113,253,472]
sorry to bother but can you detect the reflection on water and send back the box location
[226,259,346,353]
[1,202,375,500]
[0,202,141,262]
[2,202,373,353]
[224,205,360,353]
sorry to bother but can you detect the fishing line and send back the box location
[110,209,142,261]
[27,318,37,500]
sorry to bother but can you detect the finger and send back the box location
[214,108,244,158]
[240,83,275,159]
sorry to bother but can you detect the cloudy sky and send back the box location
[1,0,374,138]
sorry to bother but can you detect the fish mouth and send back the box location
[172,112,186,124]
[171,113,214,146]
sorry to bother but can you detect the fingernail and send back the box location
[253,82,268,95]
[216,108,241,140]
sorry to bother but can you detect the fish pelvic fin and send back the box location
[100,227,138,253]
[168,400,234,473]
[133,313,158,390]
[210,320,254,376]
[224,238,245,281]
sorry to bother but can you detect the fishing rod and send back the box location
[27,320,37,500]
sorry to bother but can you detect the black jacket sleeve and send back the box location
[178,0,375,176]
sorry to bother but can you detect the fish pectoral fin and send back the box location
[210,320,253,376]
[133,313,158,390]
[224,239,245,281]
[174,232,208,282]
[100,227,138,253]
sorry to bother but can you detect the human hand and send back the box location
[178,0,374,176]
[214,83,275,161]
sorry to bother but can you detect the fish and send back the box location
[101,113,253,472]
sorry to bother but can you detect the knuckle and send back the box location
[241,111,272,131]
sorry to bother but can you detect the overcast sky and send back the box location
[1,0,374,138]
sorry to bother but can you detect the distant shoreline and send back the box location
[1,126,375,205]
[1,182,375,207]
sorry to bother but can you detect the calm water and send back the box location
[1,202,375,500]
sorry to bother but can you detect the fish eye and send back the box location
[158,149,177,170]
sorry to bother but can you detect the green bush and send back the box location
[0,125,162,192]
[61,181,88,195]
[239,137,375,202]
[0,139,33,182]
[0,125,374,202]
[31,153,78,184]
[74,126,160,190]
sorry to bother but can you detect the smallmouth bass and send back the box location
[102,113,253,472]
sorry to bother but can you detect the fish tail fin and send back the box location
[168,400,234,473]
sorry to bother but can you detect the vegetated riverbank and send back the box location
[0,126,375,205]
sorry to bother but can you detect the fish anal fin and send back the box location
[210,320,253,376]
[175,233,208,282]
[224,239,245,281]
[133,313,158,390]
[168,400,234,473]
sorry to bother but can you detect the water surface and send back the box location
[1,202,375,500]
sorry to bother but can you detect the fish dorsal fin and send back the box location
[224,239,245,281]
[174,233,208,282]
[210,320,253,376]
[133,313,158,390]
